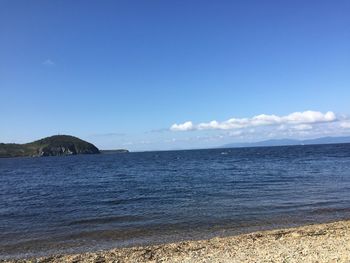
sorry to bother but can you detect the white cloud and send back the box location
[340,121,350,129]
[291,124,313,131]
[170,111,337,131]
[228,130,243,137]
[42,59,55,66]
[170,121,194,131]
[277,125,287,131]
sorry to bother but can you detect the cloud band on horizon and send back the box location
[170,111,337,131]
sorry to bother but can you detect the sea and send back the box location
[1,143,350,259]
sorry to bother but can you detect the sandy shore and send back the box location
[2,220,350,263]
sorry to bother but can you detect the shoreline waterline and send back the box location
[2,215,350,260]
[2,219,350,262]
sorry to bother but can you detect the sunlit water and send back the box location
[1,143,350,259]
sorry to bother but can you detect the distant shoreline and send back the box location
[100,149,129,154]
[222,136,350,149]
[131,141,350,153]
[3,220,350,262]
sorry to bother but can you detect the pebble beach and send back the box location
[2,220,350,263]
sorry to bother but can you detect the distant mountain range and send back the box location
[222,136,350,148]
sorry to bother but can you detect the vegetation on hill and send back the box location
[0,135,100,158]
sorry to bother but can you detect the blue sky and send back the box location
[1,0,349,151]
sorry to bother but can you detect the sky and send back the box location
[1,0,350,151]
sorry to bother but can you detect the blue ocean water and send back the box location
[1,144,350,259]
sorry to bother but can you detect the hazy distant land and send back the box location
[100,149,129,154]
[2,135,350,158]
[223,136,350,148]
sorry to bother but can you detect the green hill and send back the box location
[0,135,100,158]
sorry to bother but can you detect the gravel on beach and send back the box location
[2,220,350,263]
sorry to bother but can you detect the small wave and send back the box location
[69,215,142,225]
[310,207,350,215]
[103,196,157,205]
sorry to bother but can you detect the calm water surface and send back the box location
[1,144,350,258]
